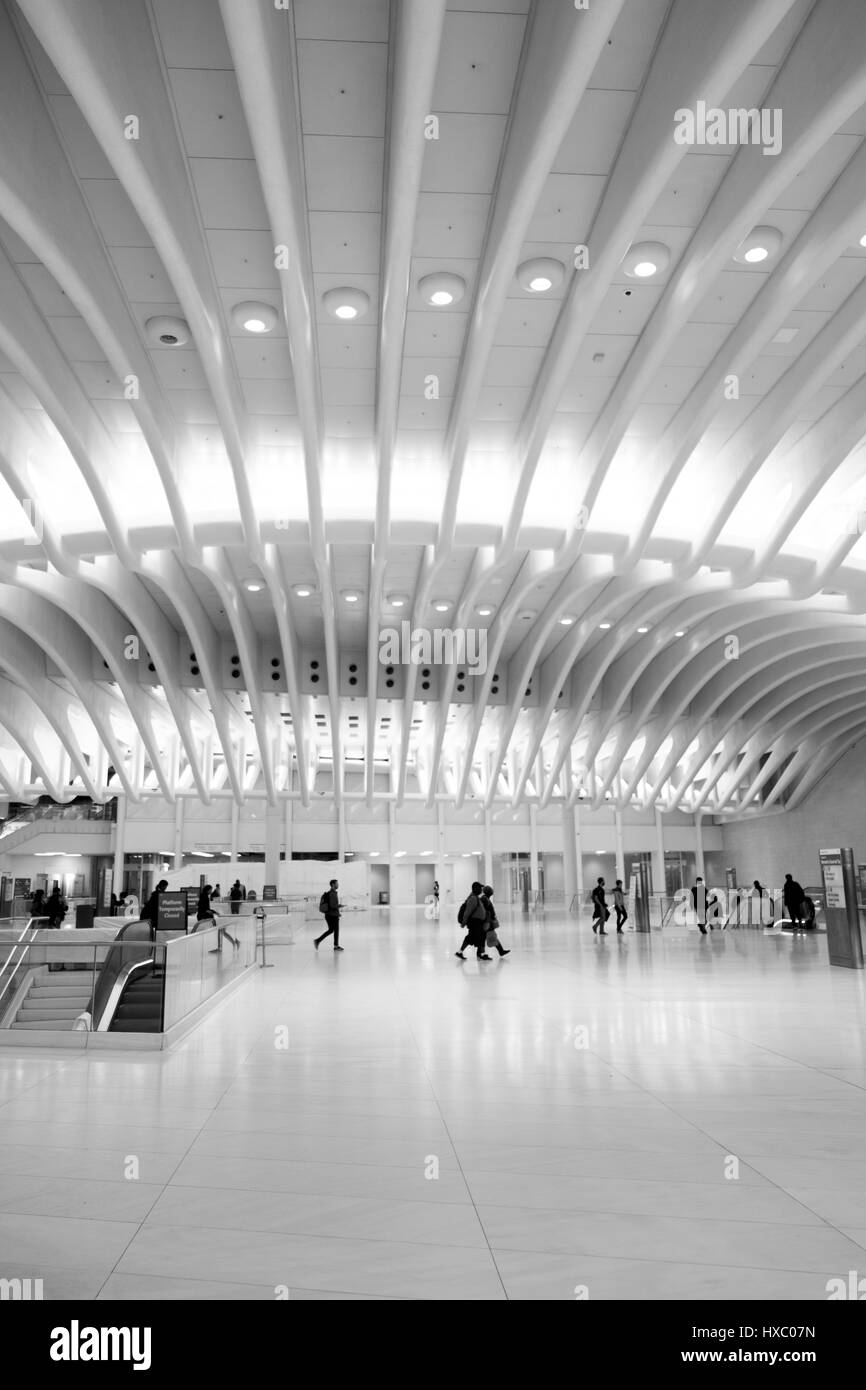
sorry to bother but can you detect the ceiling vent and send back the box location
[145,315,191,347]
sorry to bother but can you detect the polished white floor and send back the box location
[1,908,866,1301]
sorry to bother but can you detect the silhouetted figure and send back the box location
[45,888,67,928]
[456,881,491,959]
[141,879,168,926]
[481,885,510,956]
[613,879,628,932]
[591,878,609,934]
[692,877,709,933]
[783,873,806,927]
[315,878,343,951]
[30,888,46,919]
[229,880,244,915]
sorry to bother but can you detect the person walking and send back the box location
[613,879,628,933]
[196,883,216,925]
[140,878,167,934]
[30,888,46,919]
[456,882,492,959]
[44,886,67,927]
[691,877,709,933]
[783,873,806,928]
[229,880,244,916]
[591,878,609,935]
[314,878,343,951]
[481,885,510,957]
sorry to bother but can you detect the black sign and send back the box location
[262,884,277,901]
[156,891,187,932]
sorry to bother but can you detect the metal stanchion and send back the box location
[256,905,273,968]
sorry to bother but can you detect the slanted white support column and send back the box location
[574,804,584,908]
[338,800,347,864]
[112,792,126,897]
[529,804,539,903]
[695,811,706,879]
[230,798,239,865]
[653,806,665,895]
[562,804,577,906]
[173,796,184,871]
[284,795,293,872]
[614,809,625,887]
[483,807,493,887]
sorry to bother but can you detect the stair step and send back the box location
[110,1019,159,1032]
[18,1005,88,1020]
[12,1019,76,1030]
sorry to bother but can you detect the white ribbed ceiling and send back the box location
[1,0,866,817]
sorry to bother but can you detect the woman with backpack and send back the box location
[455,882,492,960]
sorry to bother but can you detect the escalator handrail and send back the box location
[95,956,158,1031]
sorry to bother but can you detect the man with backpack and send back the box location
[455,882,492,960]
[314,878,343,951]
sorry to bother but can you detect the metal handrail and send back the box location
[0,916,50,1012]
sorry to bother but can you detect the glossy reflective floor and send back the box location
[1,909,866,1300]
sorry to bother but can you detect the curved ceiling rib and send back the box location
[0,0,861,817]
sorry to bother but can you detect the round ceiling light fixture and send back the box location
[637,625,650,634]
[860,233,866,248]
[323,287,370,321]
[599,621,612,630]
[516,257,565,293]
[386,592,410,609]
[341,588,364,604]
[418,272,466,307]
[674,629,686,638]
[476,603,496,617]
[431,598,452,613]
[733,226,783,265]
[244,579,264,593]
[292,583,316,598]
[145,315,190,347]
[559,615,576,626]
[622,242,670,279]
[232,301,278,334]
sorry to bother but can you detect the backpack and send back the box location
[319,891,330,914]
[457,898,469,925]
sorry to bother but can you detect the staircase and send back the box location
[109,969,163,1032]
[10,970,96,1029]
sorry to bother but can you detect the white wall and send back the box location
[720,736,866,890]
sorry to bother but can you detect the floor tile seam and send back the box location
[390,979,512,1299]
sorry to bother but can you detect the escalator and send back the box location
[108,962,164,1032]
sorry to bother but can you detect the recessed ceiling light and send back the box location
[369,851,380,857]
[341,588,363,604]
[244,580,263,593]
[599,622,612,630]
[387,593,410,608]
[637,625,649,633]
[432,598,452,613]
[622,242,670,279]
[421,850,433,855]
[516,257,565,293]
[674,630,685,637]
[231,301,278,334]
[559,615,576,626]
[292,583,316,598]
[394,850,406,857]
[418,272,466,307]
[323,287,370,321]
[733,226,782,265]
[145,315,190,347]
[476,604,496,617]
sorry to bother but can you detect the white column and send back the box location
[483,807,493,887]
[284,795,293,876]
[529,804,539,902]
[112,792,126,896]
[574,803,584,907]
[695,811,705,879]
[173,796,184,871]
[435,802,446,906]
[265,802,282,882]
[230,798,239,867]
[653,806,665,895]
[338,800,347,864]
[614,808,625,886]
[562,804,577,905]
